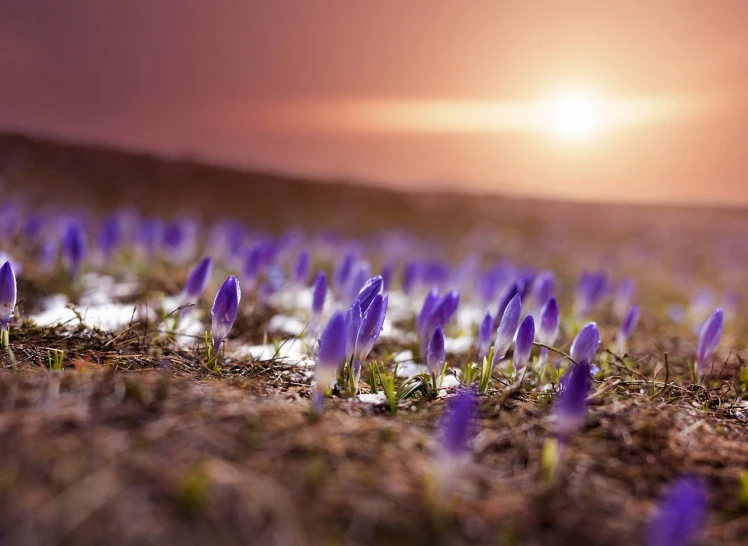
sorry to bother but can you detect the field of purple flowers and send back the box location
[0,136,747,545]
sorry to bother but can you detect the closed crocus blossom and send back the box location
[613,278,637,319]
[476,312,493,360]
[615,305,640,355]
[575,271,609,318]
[538,298,560,345]
[495,282,520,327]
[353,275,383,314]
[314,311,347,411]
[353,294,388,366]
[417,288,441,336]
[513,315,535,370]
[427,326,446,374]
[292,249,311,286]
[439,389,476,463]
[311,271,327,316]
[647,476,707,546]
[0,261,16,346]
[696,308,723,375]
[61,220,87,279]
[345,301,362,362]
[554,362,591,442]
[182,257,213,303]
[532,270,556,309]
[211,275,241,349]
[570,323,601,366]
[492,293,522,368]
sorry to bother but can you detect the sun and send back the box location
[554,95,595,137]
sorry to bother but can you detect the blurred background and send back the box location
[1,1,748,209]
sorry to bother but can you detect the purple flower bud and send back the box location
[697,308,723,373]
[538,297,560,345]
[211,275,241,349]
[575,271,609,318]
[570,323,601,366]
[532,270,555,309]
[311,271,327,316]
[353,275,384,314]
[242,245,264,283]
[402,260,420,295]
[292,249,311,286]
[495,283,520,327]
[615,305,640,354]
[427,325,446,373]
[0,261,17,331]
[354,294,388,362]
[513,315,535,370]
[345,261,371,302]
[613,278,637,319]
[476,312,493,360]
[492,293,522,366]
[316,311,347,396]
[647,476,707,546]
[428,291,460,331]
[182,257,213,302]
[97,215,122,259]
[345,301,362,361]
[61,220,87,278]
[138,217,163,257]
[417,288,440,336]
[554,363,590,442]
[380,263,394,291]
[333,252,356,295]
[439,389,476,460]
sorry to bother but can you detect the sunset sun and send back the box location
[554,95,596,137]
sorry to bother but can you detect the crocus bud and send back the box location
[354,294,388,363]
[97,215,122,260]
[613,278,636,319]
[61,220,87,279]
[427,325,446,374]
[315,311,347,411]
[615,305,640,354]
[554,363,590,442]
[476,312,493,360]
[380,263,394,291]
[532,270,555,309]
[242,245,264,286]
[345,301,362,361]
[439,389,475,461]
[428,291,460,331]
[492,293,522,367]
[353,275,384,314]
[333,252,356,295]
[538,298,560,345]
[402,260,420,294]
[696,308,723,374]
[417,288,440,336]
[311,271,327,316]
[495,282,520,327]
[211,275,241,349]
[292,249,311,286]
[513,315,535,370]
[647,476,707,546]
[182,257,213,303]
[570,323,600,366]
[574,271,609,318]
[0,261,17,335]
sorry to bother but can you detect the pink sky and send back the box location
[2,2,748,204]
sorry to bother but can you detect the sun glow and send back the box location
[553,95,596,137]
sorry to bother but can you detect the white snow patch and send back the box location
[444,336,474,354]
[356,393,389,405]
[268,314,307,336]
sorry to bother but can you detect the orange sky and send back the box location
[2,2,748,205]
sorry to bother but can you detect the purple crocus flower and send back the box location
[492,293,522,368]
[427,325,446,374]
[476,312,493,360]
[345,261,371,302]
[570,323,601,366]
[242,245,264,286]
[647,476,707,546]
[613,278,637,319]
[532,270,555,309]
[495,282,520,327]
[345,300,362,361]
[354,294,388,364]
[380,263,394,291]
[427,291,460,331]
[575,271,609,318]
[439,389,476,461]
[554,362,591,442]
[97,215,122,260]
[513,315,535,370]
[314,311,347,410]
[401,260,420,295]
[538,298,560,345]
[417,288,440,337]
[353,275,383,314]
[210,275,241,349]
[311,271,327,316]
[615,305,640,354]
[0,261,17,337]
[292,249,311,286]
[696,308,723,374]
[182,257,213,303]
[333,251,356,295]
[61,220,87,279]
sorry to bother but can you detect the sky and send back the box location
[2,1,748,205]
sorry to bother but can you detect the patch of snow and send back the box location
[356,392,389,405]
[444,336,474,354]
[267,314,307,337]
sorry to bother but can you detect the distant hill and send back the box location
[0,132,745,239]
